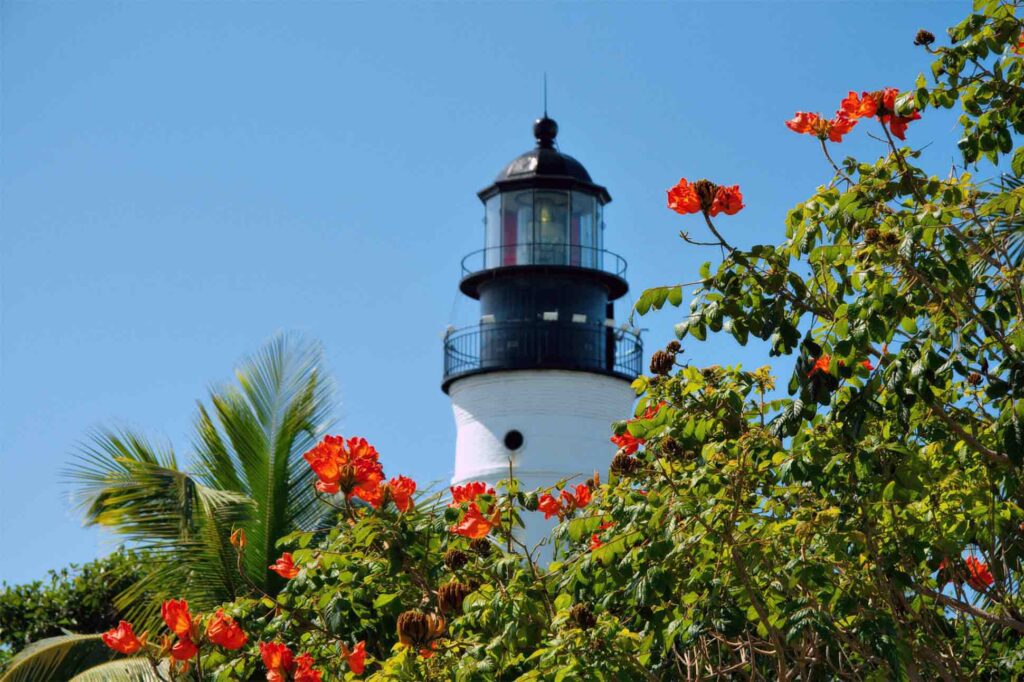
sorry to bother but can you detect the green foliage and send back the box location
[0,548,144,673]
[38,2,1024,679]
[65,333,334,628]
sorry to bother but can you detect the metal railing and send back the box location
[460,243,628,280]
[443,319,642,384]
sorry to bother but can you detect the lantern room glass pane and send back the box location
[571,192,597,268]
[500,190,533,266]
[533,190,569,264]
[484,195,501,269]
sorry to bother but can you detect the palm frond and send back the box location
[69,659,167,682]
[0,634,116,682]
[192,333,334,591]
[64,333,335,626]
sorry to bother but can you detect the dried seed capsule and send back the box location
[437,581,473,615]
[443,549,469,571]
[569,604,597,630]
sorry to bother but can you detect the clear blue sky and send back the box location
[1,1,968,585]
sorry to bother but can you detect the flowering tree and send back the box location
[37,2,1024,680]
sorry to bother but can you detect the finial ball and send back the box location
[533,117,558,148]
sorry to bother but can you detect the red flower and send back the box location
[559,484,591,510]
[450,481,496,506]
[303,435,384,501]
[230,528,246,551]
[450,502,494,539]
[840,91,877,120]
[102,621,144,655]
[206,609,248,650]
[388,475,416,513]
[294,653,323,682]
[860,359,875,371]
[610,432,645,455]
[260,641,295,682]
[597,521,615,531]
[590,534,603,551]
[341,641,367,675]
[538,493,563,520]
[161,599,192,638]
[786,111,857,143]
[269,552,300,580]
[170,637,198,661]
[667,178,701,215]
[353,479,386,509]
[807,355,831,378]
[785,111,821,135]
[709,185,745,217]
[637,402,666,421]
[966,555,994,591]
[885,111,921,141]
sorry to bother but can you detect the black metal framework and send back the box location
[442,320,642,391]
[460,243,627,279]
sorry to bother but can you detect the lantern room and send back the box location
[443,115,640,392]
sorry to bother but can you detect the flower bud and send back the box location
[914,29,935,46]
[967,372,982,386]
[230,528,246,551]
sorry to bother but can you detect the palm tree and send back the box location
[0,334,334,681]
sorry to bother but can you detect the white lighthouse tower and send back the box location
[442,116,642,550]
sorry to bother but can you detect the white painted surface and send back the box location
[448,369,635,552]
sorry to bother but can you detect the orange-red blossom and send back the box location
[206,609,248,650]
[303,435,384,504]
[161,599,192,638]
[449,502,500,539]
[785,111,857,143]
[269,552,301,580]
[260,641,295,682]
[538,484,592,520]
[341,640,367,675]
[966,555,994,591]
[611,432,645,455]
[788,88,920,144]
[102,620,145,655]
[667,178,745,217]
[450,480,496,506]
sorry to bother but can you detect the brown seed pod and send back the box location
[692,179,719,213]
[569,604,597,631]
[443,549,469,571]
[610,452,641,476]
[914,29,935,46]
[967,372,982,386]
[469,538,492,557]
[437,580,474,615]
[396,610,446,649]
[660,436,684,460]
[666,340,681,353]
[650,350,676,376]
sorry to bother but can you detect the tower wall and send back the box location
[448,369,634,551]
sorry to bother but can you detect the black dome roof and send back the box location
[478,117,611,204]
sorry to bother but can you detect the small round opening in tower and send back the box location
[503,429,524,451]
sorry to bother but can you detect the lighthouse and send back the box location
[442,116,642,549]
